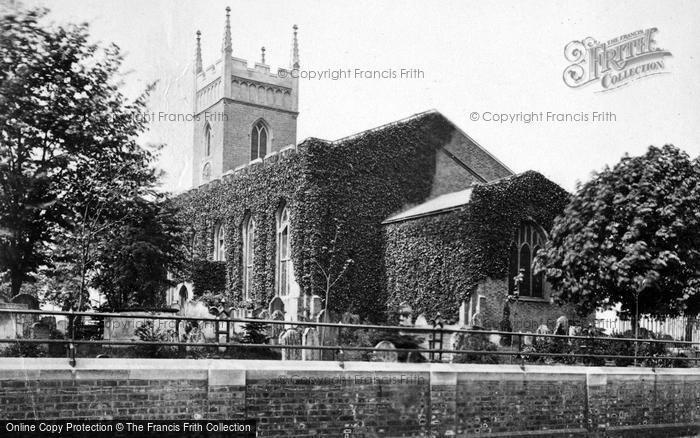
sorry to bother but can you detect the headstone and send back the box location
[268,296,284,316]
[414,314,429,328]
[317,310,340,361]
[372,340,398,362]
[309,295,323,319]
[302,327,321,361]
[30,322,50,339]
[11,294,39,309]
[257,309,270,320]
[398,303,413,326]
[279,328,302,360]
[554,316,569,336]
[269,310,285,343]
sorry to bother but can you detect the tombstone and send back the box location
[554,316,569,336]
[30,322,50,340]
[268,296,285,316]
[257,309,270,320]
[11,294,38,338]
[317,310,340,361]
[309,295,323,320]
[398,303,413,326]
[40,316,56,331]
[535,324,550,343]
[11,294,39,310]
[372,340,398,362]
[269,310,285,344]
[279,328,302,360]
[302,327,321,361]
[414,314,429,328]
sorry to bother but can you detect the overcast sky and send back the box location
[24,0,700,193]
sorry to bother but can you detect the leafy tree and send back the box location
[91,198,185,311]
[0,8,157,296]
[537,145,700,324]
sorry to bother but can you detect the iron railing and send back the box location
[0,308,698,367]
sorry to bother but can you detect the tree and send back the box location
[91,198,185,311]
[537,145,700,324]
[305,218,353,321]
[0,8,156,296]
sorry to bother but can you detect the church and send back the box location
[171,8,579,329]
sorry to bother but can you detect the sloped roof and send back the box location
[382,187,474,224]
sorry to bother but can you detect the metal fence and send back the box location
[0,308,698,367]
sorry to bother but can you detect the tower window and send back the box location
[214,223,226,262]
[276,204,290,296]
[508,221,546,298]
[242,216,256,300]
[251,120,269,161]
[204,123,212,156]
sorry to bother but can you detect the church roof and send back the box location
[382,187,474,224]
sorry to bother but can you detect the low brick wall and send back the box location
[0,359,698,437]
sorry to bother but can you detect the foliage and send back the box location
[385,171,570,322]
[0,340,45,358]
[537,145,700,319]
[133,320,178,359]
[190,260,227,299]
[175,112,454,322]
[0,8,159,297]
[92,198,185,311]
[235,320,279,360]
[520,326,691,368]
[452,332,499,364]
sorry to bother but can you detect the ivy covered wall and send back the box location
[175,111,463,322]
[383,171,571,323]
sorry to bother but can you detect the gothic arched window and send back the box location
[276,204,290,296]
[250,120,269,161]
[242,216,256,300]
[204,123,212,156]
[508,221,546,298]
[213,223,226,261]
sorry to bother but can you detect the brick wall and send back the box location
[477,277,591,331]
[3,360,698,437]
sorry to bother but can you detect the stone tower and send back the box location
[192,7,300,187]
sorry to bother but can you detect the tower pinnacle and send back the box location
[222,6,232,54]
[195,30,203,74]
[292,24,299,69]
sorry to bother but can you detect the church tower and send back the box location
[192,7,300,187]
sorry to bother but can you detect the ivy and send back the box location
[384,171,570,322]
[175,112,454,322]
[190,260,227,297]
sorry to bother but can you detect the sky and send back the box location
[22,0,700,193]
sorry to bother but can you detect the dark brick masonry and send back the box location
[0,359,698,437]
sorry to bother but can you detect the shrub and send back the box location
[452,332,499,364]
[0,340,44,358]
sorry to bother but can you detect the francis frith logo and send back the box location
[563,28,672,92]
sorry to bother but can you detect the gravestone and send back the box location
[414,314,429,328]
[279,328,302,360]
[269,310,285,344]
[11,294,38,338]
[30,322,50,340]
[302,327,321,361]
[268,296,284,316]
[554,316,569,336]
[317,310,340,361]
[309,295,323,320]
[372,340,398,362]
